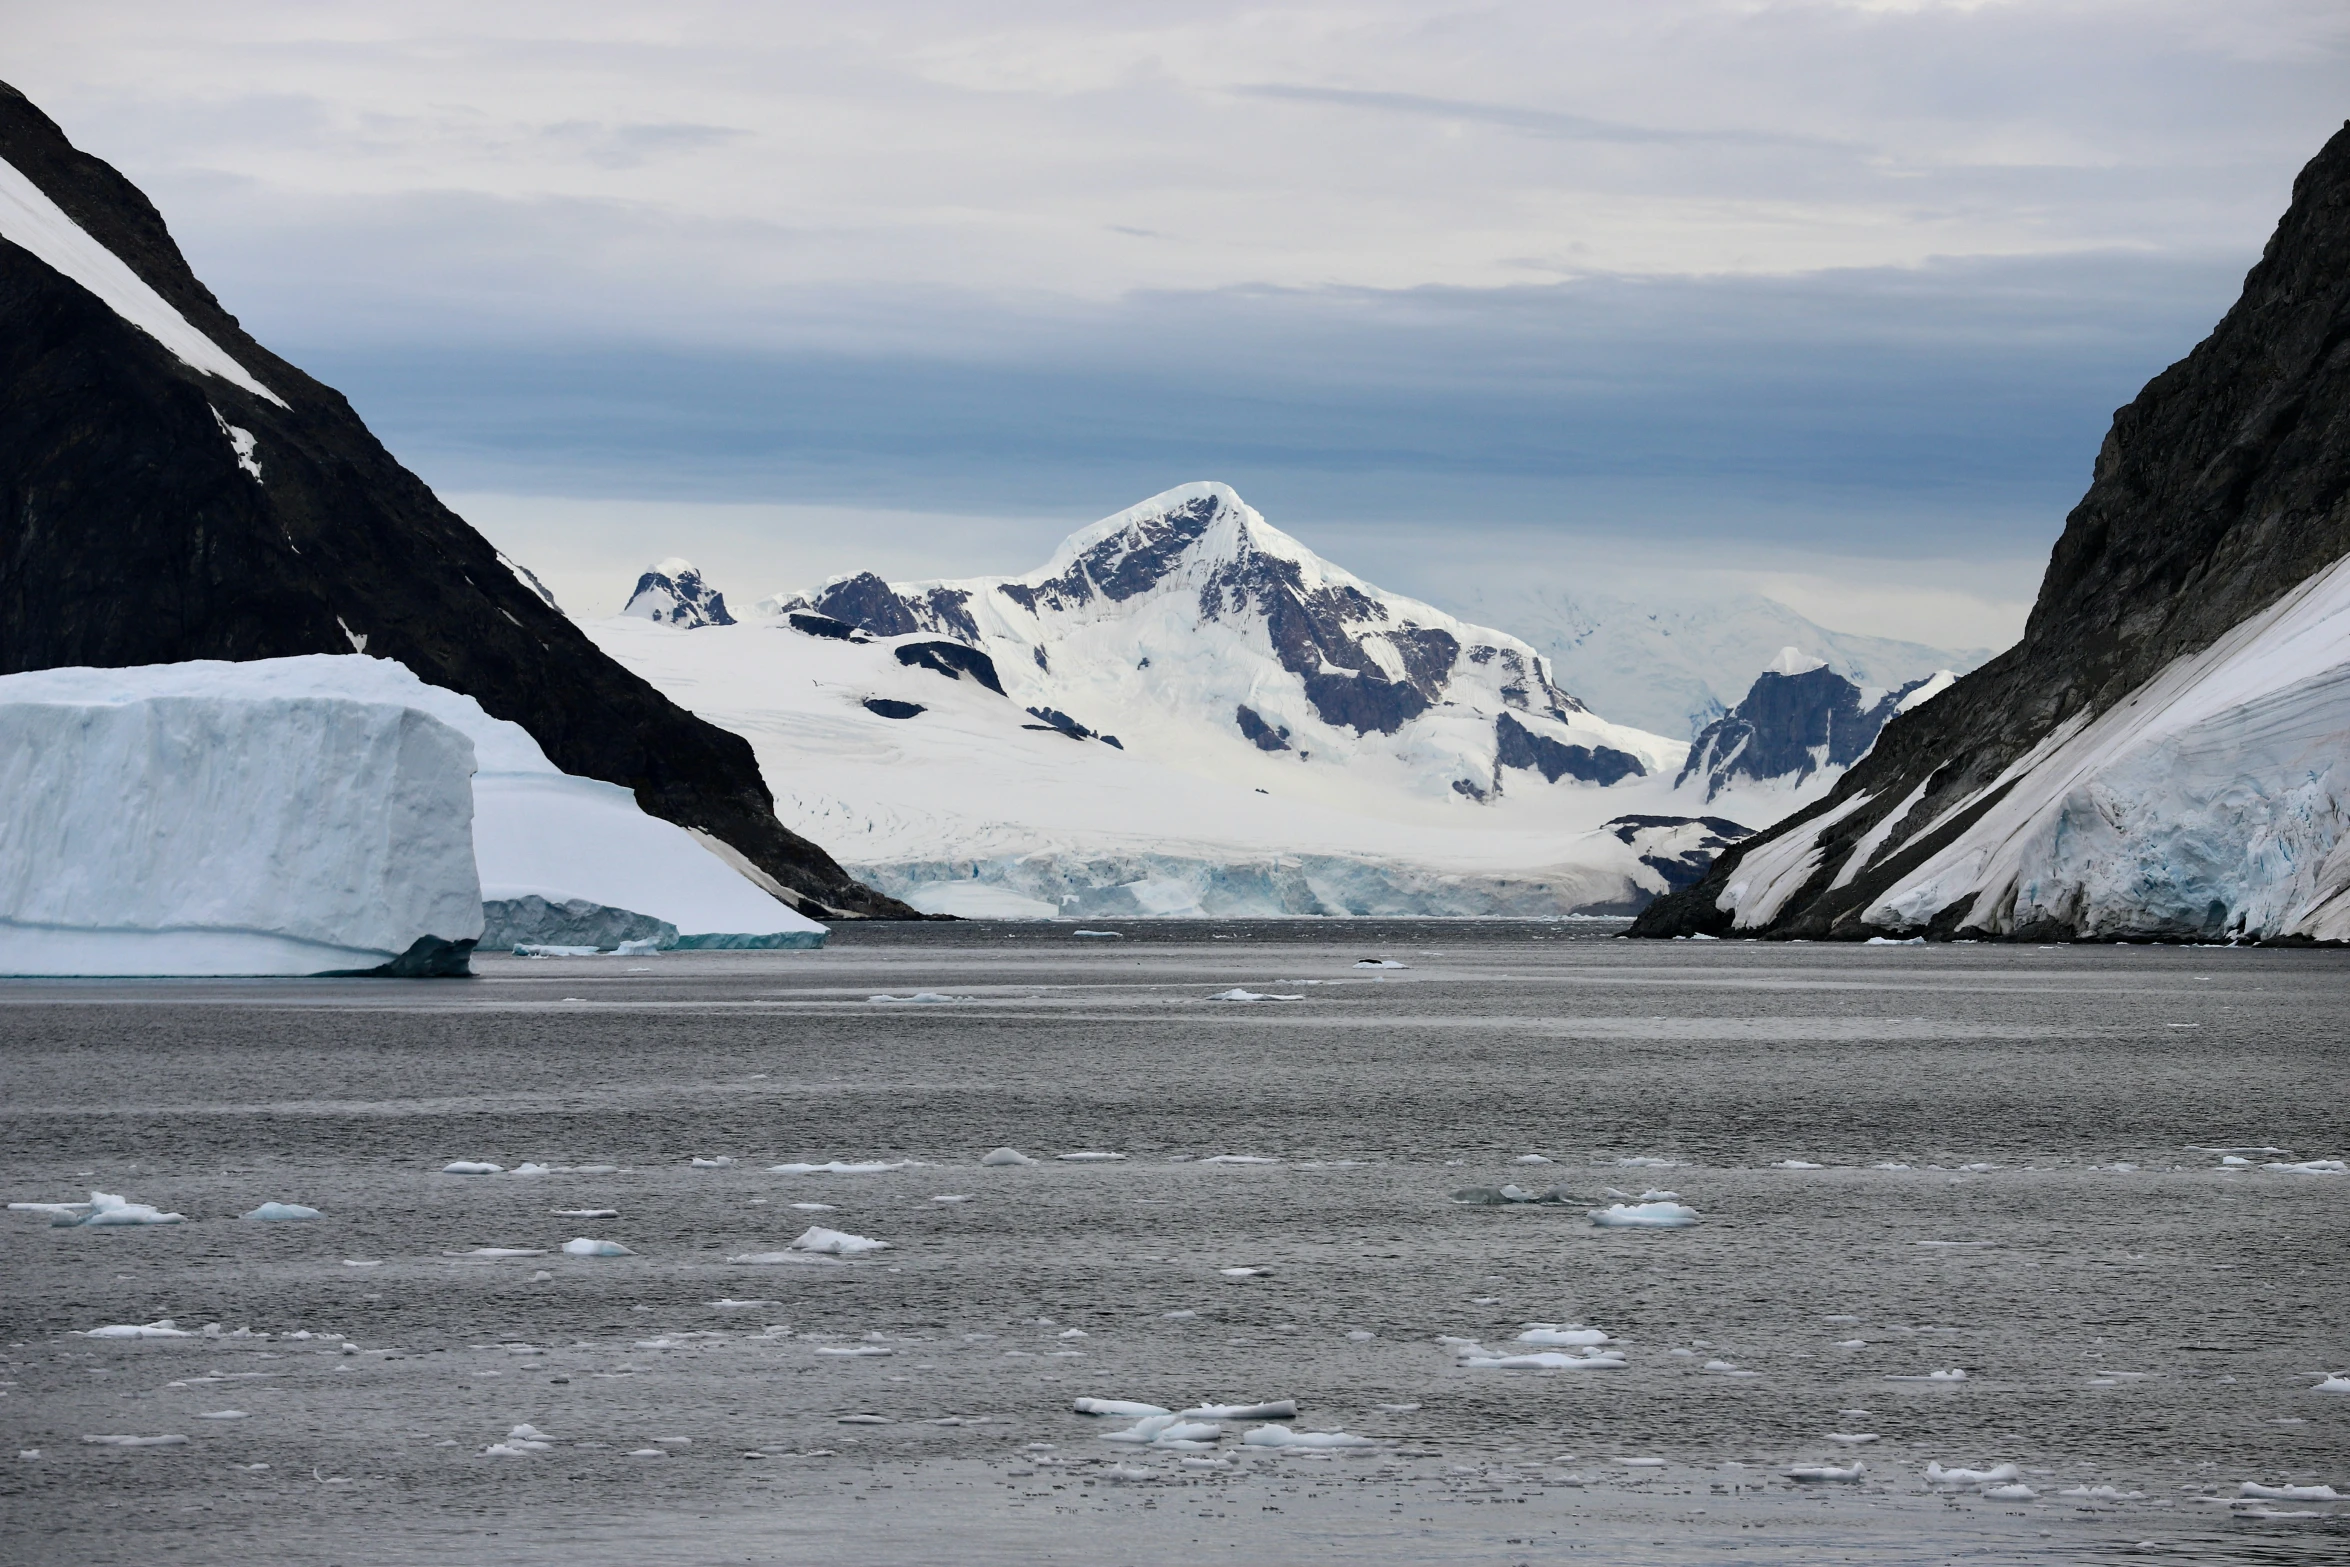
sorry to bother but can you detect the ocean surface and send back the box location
[2,921,2345,1565]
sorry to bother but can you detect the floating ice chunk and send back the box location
[1461,1350,1628,1370]
[817,1346,892,1357]
[242,1202,321,1222]
[1773,1160,1825,1169]
[10,1200,93,1218]
[2313,1374,2350,1394]
[1638,1189,1680,1201]
[1982,1483,2037,1501]
[1958,1162,1997,1173]
[1702,1360,1758,1377]
[1220,1266,1271,1279]
[981,1147,1038,1166]
[2059,1484,2146,1500]
[1516,1326,1612,1348]
[77,1320,192,1339]
[1926,1461,2017,1486]
[1180,1456,1230,1471]
[1615,1156,1678,1168]
[444,1248,546,1259]
[561,1238,635,1258]
[1616,1457,1666,1468]
[1057,1152,1127,1162]
[83,1434,188,1447]
[788,1202,836,1212]
[1074,1398,1171,1417]
[1102,1464,1157,1482]
[1102,1416,1223,1445]
[1177,1400,1297,1421]
[197,1411,247,1420]
[1589,1201,1699,1229]
[1873,1162,1913,1171]
[58,1191,184,1227]
[624,1447,666,1457]
[1346,1330,1375,1342]
[1889,1369,1968,1382]
[765,1160,909,1175]
[1209,989,1302,1002]
[788,1226,888,1257]
[2264,1160,2348,1174]
[1354,959,1406,969]
[2240,1482,2342,1500]
[1787,1462,1866,1482]
[838,1414,893,1425]
[1203,1155,1279,1164]
[343,1259,381,1267]
[514,945,599,958]
[932,1194,970,1203]
[1915,1240,1996,1248]
[1243,1427,1375,1450]
[866,993,968,1004]
[552,1208,619,1219]
[1513,1154,1553,1165]
[1824,1432,1879,1445]
[507,1424,554,1443]
[441,1162,503,1175]
[1072,930,1123,939]
[691,1157,734,1168]
[1162,1309,1197,1319]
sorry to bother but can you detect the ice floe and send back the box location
[1243,1427,1375,1450]
[1450,1184,1567,1205]
[764,1160,909,1175]
[2240,1482,2341,1500]
[932,1193,970,1203]
[552,1208,619,1219]
[440,1162,503,1175]
[444,1247,546,1259]
[561,1238,634,1257]
[2265,1159,2347,1174]
[2313,1374,2350,1394]
[1824,1433,1879,1445]
[1101,1416,1224,1446]
[83,1434,189,1447]
[1074,1398,1171,1418]
[1515,1325,1612,1348]
[242,1202,321,1222]
[1701,1360,1758,1377]
[1787,1462,1866,1482]
[1513,1154,1553,1164]
[1072,929,1123,938]
[1773,1160,1825,1169]
[788,1226,889,1257]
[2058,1485,2146,1501]
[1589,1201,1700,1228]
[53,1191,184,1226]
[1178,1400,1297,1420]
[76,1320,192,1339]
[866,993,968,1004]
[1460,1350,1628,1370]
[690,1157,734,1168]
[1888,1369,1968,1382]
[1927,1461,2018,1486]
[1354,959,1406,969]
[1210,989,1303,1002]
[1220,1266,1271,1278]
[982,1147,1038,1166]
[1615,1155,1679,1168]
[1057,1152,1127,1162]
[1203,1154,1280,1165]
[1982,1483,2037,1501]
[197,1410,246,1420]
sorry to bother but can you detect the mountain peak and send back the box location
[624,560,734,628]
[1765,645,1827,676]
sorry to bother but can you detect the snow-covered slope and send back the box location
[1720,551,2350,940]
[1444,585,1986,738]
[0,684,479,976]
[0,659,825,951]
[585,486,1751,917]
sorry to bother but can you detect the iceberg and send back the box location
[561,1238,635,1257]
[0,657,823,956]
[1073,1398,1171,1418]
[0,680,481,976]
[1926,1461,2017,1486]
[75,1320,192,1339]
[764,1160,909,1175]
[787,1226,889,1257]
[55,1192,184,1227]
[1175,1400,1297,1421]
[241,1202,322,1222]
[1786,1462,1866,1482]
[981,1147,1038,1166]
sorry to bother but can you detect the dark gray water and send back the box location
[3,923,2345,1565]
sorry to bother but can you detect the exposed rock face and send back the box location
[1676,663,1936,800]
[0,82,912,918]
[623,558,734,627]
[1604,814,1755,896]
[1496,711,1646,786]
[1635,120,2350,942]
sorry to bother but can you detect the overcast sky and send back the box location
[13,2,2348,639]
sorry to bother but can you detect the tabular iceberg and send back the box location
[0,657,825,956]
[0,682,482,976]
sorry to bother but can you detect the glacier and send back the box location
[583,484,1781,917]
[1721,548,2350,941]
[0,658,823,961]
[0,684,481,977]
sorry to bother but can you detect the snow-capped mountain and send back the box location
[0,80,904,919]
[770,483,1685,803]
[585,485,1758,917]
[1637,120,2350,943]
[1677,649,1952,801]
[624,558,735,628]
[1444,585,1986,739]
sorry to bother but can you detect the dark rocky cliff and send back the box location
[1675,666,1933,800]
[0,83,913,918]
[1635,119,2350,939]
